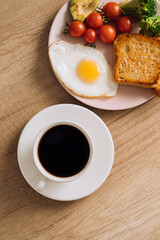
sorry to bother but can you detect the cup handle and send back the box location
[36,178,48,192]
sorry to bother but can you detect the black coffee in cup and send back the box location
[38,125,90,178]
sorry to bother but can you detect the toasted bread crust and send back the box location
[113,34,160,95]
[152,73,160,97]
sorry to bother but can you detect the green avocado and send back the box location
[70,0,100,22]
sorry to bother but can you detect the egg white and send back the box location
[49,41,118,97]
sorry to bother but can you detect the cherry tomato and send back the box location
[68,21,86,37]
[86,12,103,30]
[98,25,116,44]
[84,29,97,43]
[103,2,122,20]
[116,16,133,33]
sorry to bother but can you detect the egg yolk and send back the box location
[77,60,101,83]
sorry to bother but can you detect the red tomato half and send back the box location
[103,2,122,20]
[84,29,97,43]
[86,12,103,30]
[116,16,133,33]
[68,21,86,37]
[98,25,116,44]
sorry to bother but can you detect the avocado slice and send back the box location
[70,0,100,22]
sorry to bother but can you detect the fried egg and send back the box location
[49,41,118,97]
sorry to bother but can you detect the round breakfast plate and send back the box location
[17,104,114,201]
[48,0,160,110]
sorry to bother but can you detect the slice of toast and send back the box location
[113,33,160,96]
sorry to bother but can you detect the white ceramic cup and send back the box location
[33,121,94,191]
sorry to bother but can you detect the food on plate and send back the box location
[68,21,86,37]
[56,0,160,101]
[113,33,160,96]
[86,12,103,30]
[103,2,122,20]
[49,41,118,97]
[116,16,133,33]
[70,0,100,22]
[65,0,159,45]
[84,28,97,43]
[139,16,160,37]
[66,0,158,45]
[98,25,116,43]
[119,0,157,20]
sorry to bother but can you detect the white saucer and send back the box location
[17,104,114,201]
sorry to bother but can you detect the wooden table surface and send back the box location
[1,0,160,239]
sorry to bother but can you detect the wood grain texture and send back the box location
[1,1,160,239]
